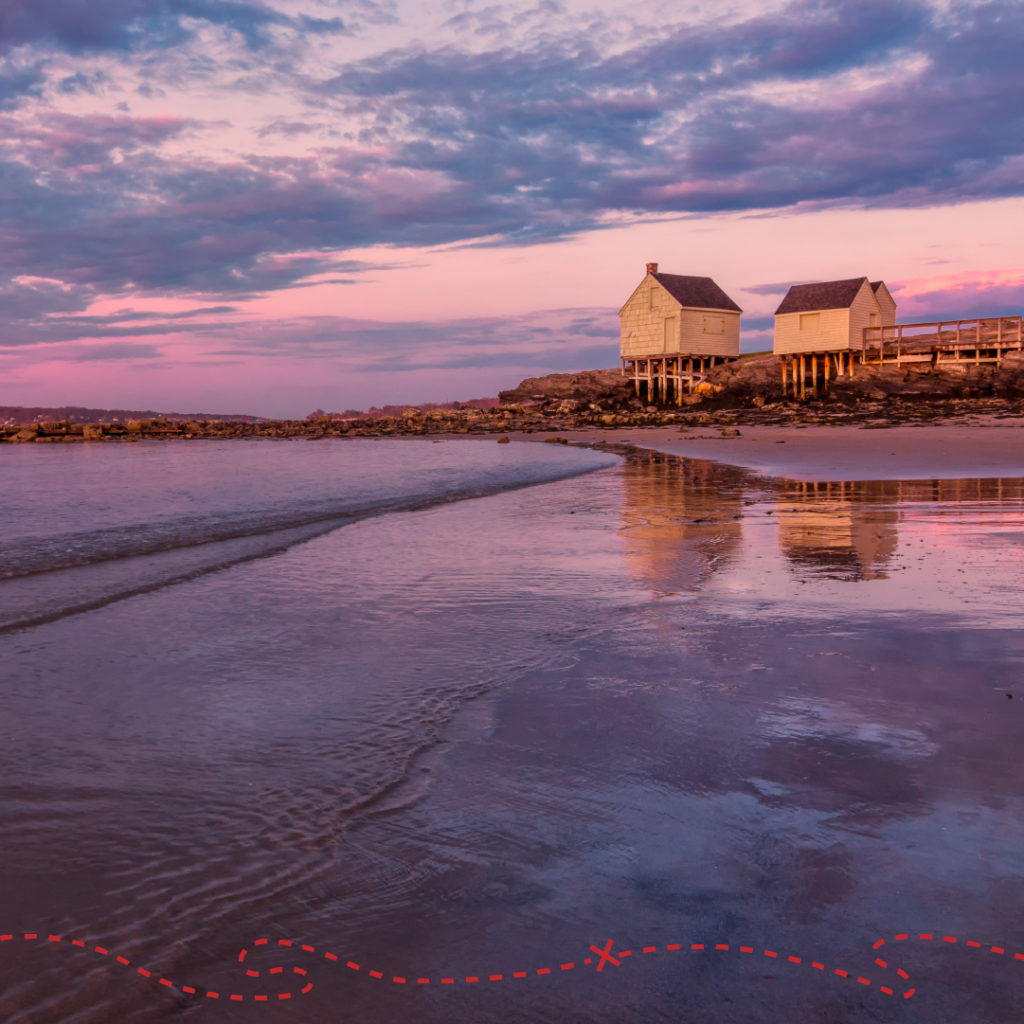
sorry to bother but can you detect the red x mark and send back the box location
[590,940,620,972]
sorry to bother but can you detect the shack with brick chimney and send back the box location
[619,262,742,403]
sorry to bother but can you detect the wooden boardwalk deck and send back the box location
[861,316,1023,366]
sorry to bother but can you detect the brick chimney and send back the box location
[646,262,658,274]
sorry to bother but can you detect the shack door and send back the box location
[663,316,678,353]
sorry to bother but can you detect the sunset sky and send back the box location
[2,0,1022,417]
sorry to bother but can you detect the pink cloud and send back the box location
[889,268,1024,320]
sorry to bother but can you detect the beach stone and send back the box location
[82,424,104,440]
[14,429,38,442]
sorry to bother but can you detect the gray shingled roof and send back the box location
[652,273,742,313]
[775,277,868,315]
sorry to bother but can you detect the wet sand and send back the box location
[4,440,1024,1023]
[526,416,1024,481]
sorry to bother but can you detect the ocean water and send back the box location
[0,438,617,632]
[2,439,1024,1024]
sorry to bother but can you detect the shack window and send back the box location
[703,316,724,335]
[800,312,820,331]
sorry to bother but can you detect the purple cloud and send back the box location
[1,0,1022,337]
[0,0,347,55]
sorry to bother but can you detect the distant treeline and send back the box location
[0,405,264,426]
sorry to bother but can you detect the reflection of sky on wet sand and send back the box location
[6,445,1021,1023]
[300,450,1024,1024]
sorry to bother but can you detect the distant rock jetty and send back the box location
[6,358,1024,444]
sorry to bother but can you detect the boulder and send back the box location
[499,369,634,408]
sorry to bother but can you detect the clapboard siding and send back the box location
[848,280,881,350]
[620,278,673,357]
[873,282,897,325]
[774,307,850,354]
[679,309,741,357]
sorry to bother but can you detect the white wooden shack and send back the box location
[619,262,742,403]
[774,276,896,395]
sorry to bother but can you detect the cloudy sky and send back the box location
[1,0,1022,416]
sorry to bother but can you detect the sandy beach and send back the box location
[526,416,1024,481]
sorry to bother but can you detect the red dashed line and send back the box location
[4,927,1021,1005]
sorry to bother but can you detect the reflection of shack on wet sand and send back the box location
[777,481,899,581]
[619,452,745,593]
[775,478,1024,581]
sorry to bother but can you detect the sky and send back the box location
[1,0,1022,417]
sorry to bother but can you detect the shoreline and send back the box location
[517,418,1024,482]
[8,413,1024,483]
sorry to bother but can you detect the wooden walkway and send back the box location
[861,316,1023,366]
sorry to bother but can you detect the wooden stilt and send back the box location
[781,357,787,397]
[799,355,806,398]
[823,351,830,391]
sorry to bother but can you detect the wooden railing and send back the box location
[861,316,1024,365]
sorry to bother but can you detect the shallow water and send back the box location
[1,442,1023,1023]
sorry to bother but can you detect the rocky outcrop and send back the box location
[498,369,636,408]
[5,358,1024,444]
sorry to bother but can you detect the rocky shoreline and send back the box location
[6,357,1024,443]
